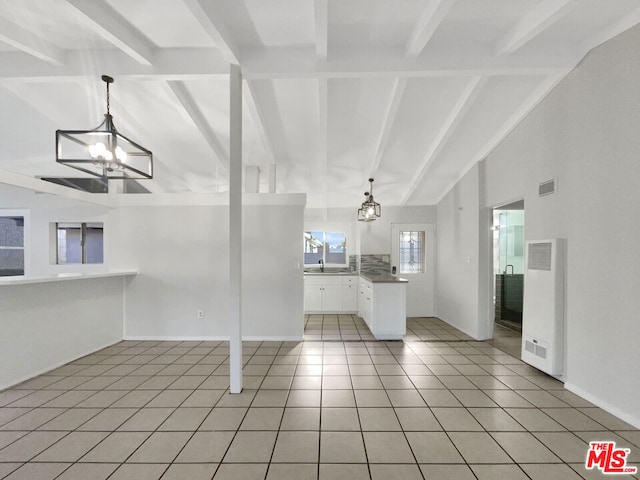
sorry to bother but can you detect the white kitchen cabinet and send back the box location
[322,285,344,311]
[342,276,358,312]
[358,278,372,324]
[304,284,324,312]
[358,277,406,340]
[304,275,358,313]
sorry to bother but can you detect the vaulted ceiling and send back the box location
[1,0,639,207]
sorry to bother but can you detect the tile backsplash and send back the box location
[350,254,391,275]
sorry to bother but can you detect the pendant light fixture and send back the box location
[56,75,153,180]
[357,178,381,222]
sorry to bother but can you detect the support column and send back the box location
[229,64,243,393]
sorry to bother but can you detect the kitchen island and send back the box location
[304,270,407,340]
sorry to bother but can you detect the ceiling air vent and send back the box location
[539,179,555,197]
[527,242,552,271]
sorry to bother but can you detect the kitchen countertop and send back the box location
[303,270,408,283]
[303,269,356,276]
[0,269,138,286]
[359,272,408,283]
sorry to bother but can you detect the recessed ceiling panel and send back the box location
[424,0,539,52]
[329,0,426,48]
[242,0,315,48]
[327,77,394,182]
[0,0,116,50]
[106,0,213,48]
[0,85,64,177]
[518,0,640,51]
[374,76,471,204]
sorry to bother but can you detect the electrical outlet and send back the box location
[197,309,204,319]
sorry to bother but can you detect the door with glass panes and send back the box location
[391,224,435,317]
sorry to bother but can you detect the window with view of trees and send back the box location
[304,231,347,265]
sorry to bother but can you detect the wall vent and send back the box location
[539,179,555,196]
[524,338,547,359]
[527,242,552,270]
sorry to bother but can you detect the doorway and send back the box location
[490,201,524,357]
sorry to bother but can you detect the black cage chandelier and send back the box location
[56,75,153,180]
[357,178,381,222]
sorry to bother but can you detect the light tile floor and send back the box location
[0,317,637,479]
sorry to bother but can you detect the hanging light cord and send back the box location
[101,74,114,117]
[106,80,110,116]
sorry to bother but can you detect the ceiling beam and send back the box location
[495,0,579,56]
[240,46,580,79]
[165,80,230,174]
[399,76,486,205]
[0,48,229,82]
[405,0,456,60]
[0,44,581,83]
[182,0,281,188]
[314,0,329,60]
[0,17,66,66]
[243,81,277,166]
[0,46,579,82]
[65,0,154,65]
[181,0,241,64]
[367,77,407,180]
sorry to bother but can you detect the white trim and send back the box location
[123,336,304,342]
[435,315,484,341]
[0,339,121,391]
[564,382,640,430]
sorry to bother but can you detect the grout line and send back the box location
[0,322,637,479]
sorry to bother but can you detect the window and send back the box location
[0,216,25,276]
[304,231,347,265]
[56,222,104,264]
[399,230,425,274]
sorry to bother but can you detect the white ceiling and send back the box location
[1,0,639,207]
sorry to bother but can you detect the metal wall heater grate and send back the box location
[521,239,564,376]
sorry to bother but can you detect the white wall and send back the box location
[0,184,110,276]
[359,206,436,255]
[305,206,436,259]
[0,277,124,389]
[111,197,305,341]
[304,207,357,263]
[0,183,124,388]
[435,164,483,339]
[561,27,640,427]
[435,25,640,426]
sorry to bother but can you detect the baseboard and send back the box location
[434,316,482,340]
[123,335,304,342]
[0,339,122,391]
[123,336,229,341]
[564,382,640,430]
[244,336,304,342]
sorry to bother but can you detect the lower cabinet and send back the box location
[358,278,406,340]
[304,275,358,313]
